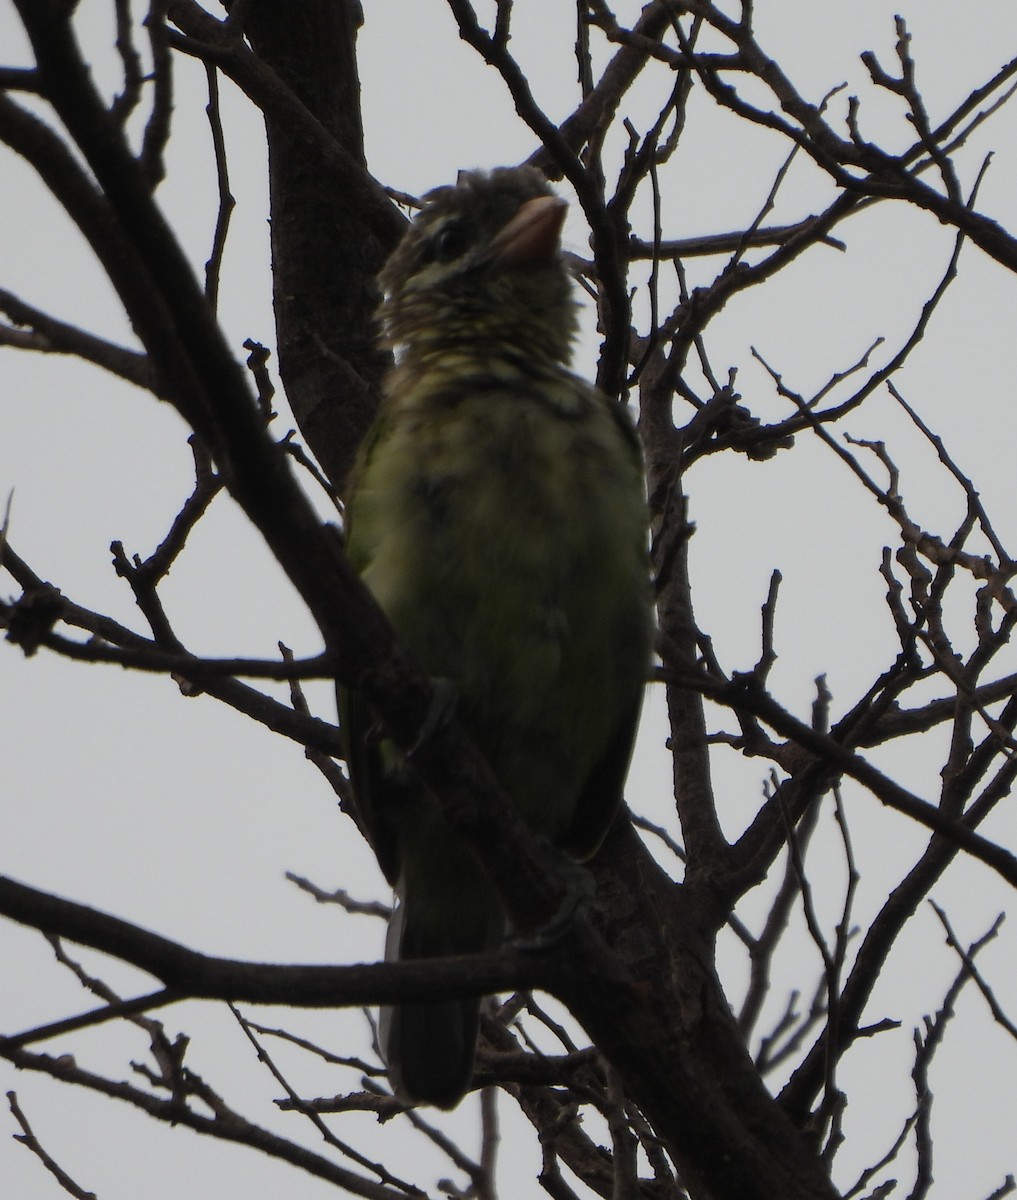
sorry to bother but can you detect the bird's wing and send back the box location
[558,692,644,862]
[336,681,403,885]
[337,411,408,887]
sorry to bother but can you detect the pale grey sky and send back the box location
[3,2,1017,1196]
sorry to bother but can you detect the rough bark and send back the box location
[243,0,400,492]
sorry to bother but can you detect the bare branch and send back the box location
[8,1091,97,1200]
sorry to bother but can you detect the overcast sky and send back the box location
[3,2,1017,1197]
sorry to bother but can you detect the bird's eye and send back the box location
[432,219,471,263]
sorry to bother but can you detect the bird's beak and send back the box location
[488,194,568,270]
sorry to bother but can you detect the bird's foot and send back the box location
[511,858,596,952]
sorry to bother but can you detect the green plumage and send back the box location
[340,167,653,1108]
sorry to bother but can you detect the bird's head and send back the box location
[378,166,577,371]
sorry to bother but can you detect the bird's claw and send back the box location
[511,858,596,952]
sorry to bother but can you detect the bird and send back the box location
[339,165,654,1109]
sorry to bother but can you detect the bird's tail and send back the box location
[381,888,501,1109]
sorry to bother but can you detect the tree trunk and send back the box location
[243,0,399,491]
